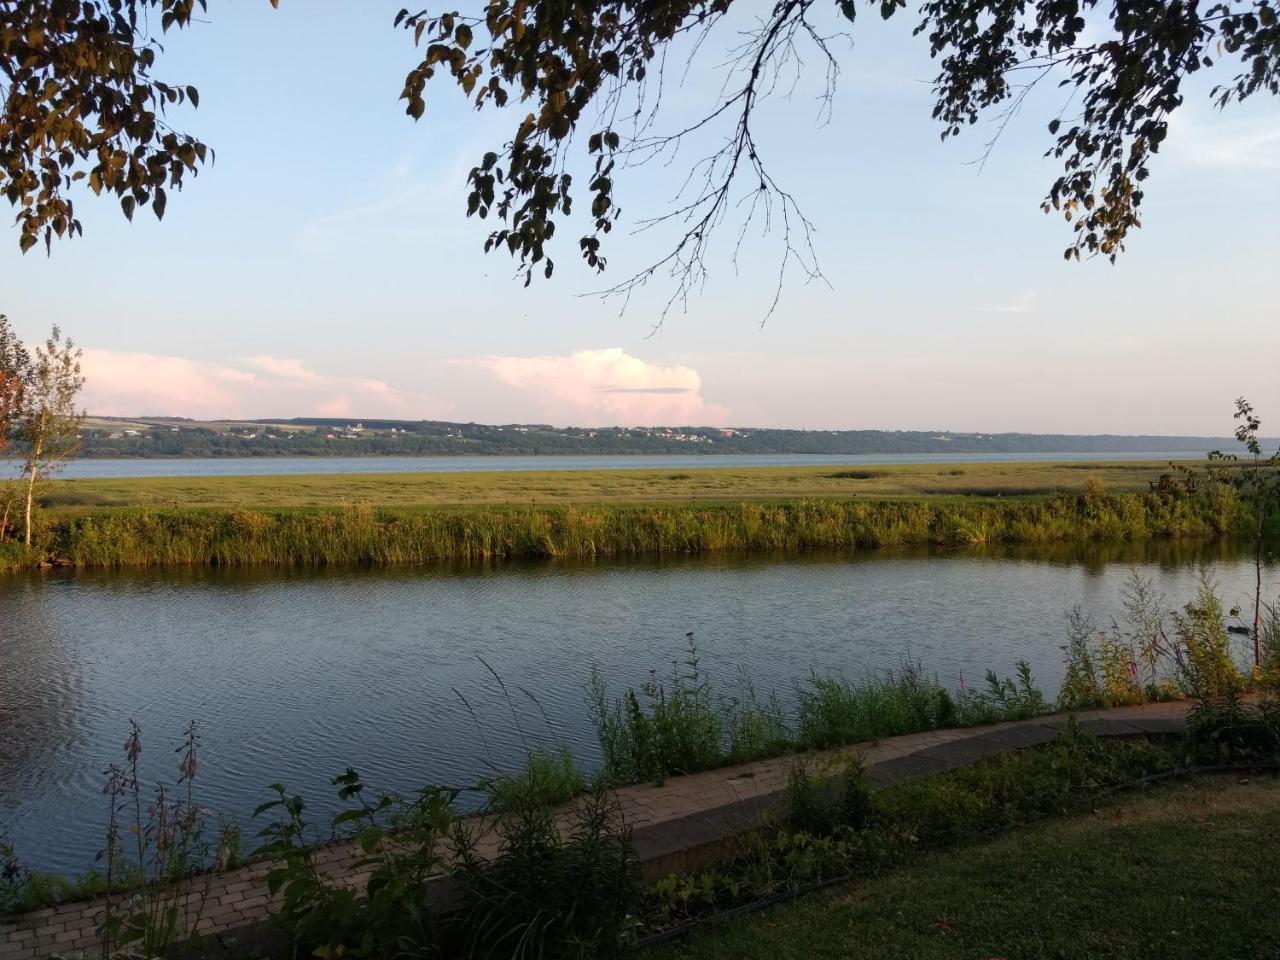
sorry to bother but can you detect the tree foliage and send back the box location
[4,0,1280,315]
[394,0,1280,314]
[0,313,28,457]
[0,0,276,253]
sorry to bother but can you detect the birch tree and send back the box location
[17,326,84,547]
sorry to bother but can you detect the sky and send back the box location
[3,1,1278,434]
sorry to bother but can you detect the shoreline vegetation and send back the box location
[0,461,1258,572]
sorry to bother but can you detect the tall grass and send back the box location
[1056,569,1275,709]
[3,488,1247,571]
[587,639,1052,786]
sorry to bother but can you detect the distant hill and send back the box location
[68,416,1245,459]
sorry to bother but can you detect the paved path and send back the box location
[0,701,1191,960]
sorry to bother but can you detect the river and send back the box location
[0,540,1271,874]
[6,450,1211,480]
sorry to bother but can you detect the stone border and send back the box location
[0,701,1192,960]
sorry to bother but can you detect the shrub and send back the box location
[1171,574,1244,699]
[1185,691,1280,763]
[781,758,875,837]
[453,785,642,960]
[253,770,459,958]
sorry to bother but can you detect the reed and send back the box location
[2,489,1246,571]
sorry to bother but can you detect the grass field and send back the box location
[648,775,1280,960]
[0,460,1242,571]
[33,459,1204,510]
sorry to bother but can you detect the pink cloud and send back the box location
[81,349,445,420]
[471,347,730,425]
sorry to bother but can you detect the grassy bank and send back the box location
[0,485,1244,570]
[649,774,1280,960]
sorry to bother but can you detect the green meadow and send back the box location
[0,459,1244,571]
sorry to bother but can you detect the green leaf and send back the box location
[120,196,136,221]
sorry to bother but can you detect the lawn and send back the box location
[36,459,1199,510]
[647,775,1280,960]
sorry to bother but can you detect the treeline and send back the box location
[76,417,1233,459]
[0,490,1246,571]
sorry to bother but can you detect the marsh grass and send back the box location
[2,487,1247,571]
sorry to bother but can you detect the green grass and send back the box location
[647,775,1280,960]
[0,479,1244,571]
[27,459,1208,508]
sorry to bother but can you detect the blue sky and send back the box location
[3,0,1278,433]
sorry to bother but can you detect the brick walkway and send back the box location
[0,700,1191,960]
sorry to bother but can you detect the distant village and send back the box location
[71,417,1220,460]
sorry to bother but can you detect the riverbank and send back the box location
[0,486,1243,571]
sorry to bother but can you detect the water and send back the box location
[11,450,1213,480]
[1,541,1271,874]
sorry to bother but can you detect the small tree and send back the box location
[17,327,85,547]
[1209,397,1280,670]
[0,316,31,541]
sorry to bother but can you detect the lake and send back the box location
[10,450,1211,480]
[0,540,1270,874]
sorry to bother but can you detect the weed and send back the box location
[485,745,586,811]
[1171,572,1244,699]
[253,769,459,958]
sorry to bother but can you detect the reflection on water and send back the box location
[1,541,1274,873]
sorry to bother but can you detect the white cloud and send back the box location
[81,349,445,420]
[467,347,730,426]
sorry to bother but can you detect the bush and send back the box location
[1185,691,1280,763]
[254,770,459,958]
[1172,574,1244,698]
[454,785,642,960]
